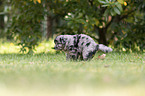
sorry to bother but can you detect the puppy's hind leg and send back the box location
[82,50,97,61]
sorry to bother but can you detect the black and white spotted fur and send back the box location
[54,34,113,61]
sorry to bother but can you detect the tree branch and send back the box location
[88,0,93,6]
[106,16,115,29]
[105,9,135,29]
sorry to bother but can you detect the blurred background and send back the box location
[0,0,145,53]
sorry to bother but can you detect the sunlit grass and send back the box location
[0,40,145,96]
[36,39,55,53]
[0,41,20,54]
[0,39,55,54]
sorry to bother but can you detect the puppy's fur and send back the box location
[54,34,113,61]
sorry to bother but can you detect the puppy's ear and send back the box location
[59,38,62,42]
[54,39,57,43]
[61,38,66,45]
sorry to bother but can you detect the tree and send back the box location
[10,0,44,53]
[0,0,4,35]
[62,0,145,45]
[8,0,145,53]
[9,0,68,53]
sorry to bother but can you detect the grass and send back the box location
[0,40,145,96]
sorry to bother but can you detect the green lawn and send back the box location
[0,41,145,96]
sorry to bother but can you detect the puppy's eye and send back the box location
[54,40,58,43]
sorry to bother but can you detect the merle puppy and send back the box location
[54,34,113,61]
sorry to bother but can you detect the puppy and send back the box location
[54,34,113,61]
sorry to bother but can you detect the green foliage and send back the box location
[114,14,145,52]
[9,0,44,53]
[99,0,123,16]
[6,0,145,53]
[56,0,128,44]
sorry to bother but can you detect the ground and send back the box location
[0,40,145,96]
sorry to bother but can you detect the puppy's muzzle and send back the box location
[53,46,62,50]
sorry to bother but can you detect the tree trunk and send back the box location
[0,15,4,29]
[46,15,53,40]
[98,28,107,45]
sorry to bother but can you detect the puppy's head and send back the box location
[54,35,66,50]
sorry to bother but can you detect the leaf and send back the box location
[102,4,109,7]
[117,0,124,4]
[114,7,121,15]
[78,19,85,24]
[116,3,123,11]
[124,2,127,6]
[110,9,116,16]
[99,0,107,4]
[97,54,106,60]
[37,0,41,3]
[95,19,100,26]
[103,9,109,16]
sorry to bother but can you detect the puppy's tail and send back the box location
[96,44,113,53]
